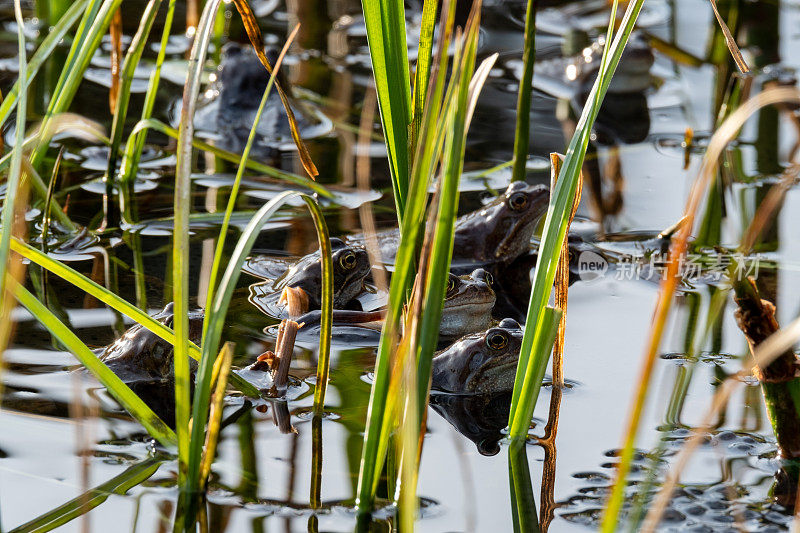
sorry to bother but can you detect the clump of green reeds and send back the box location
[0,0,339,529]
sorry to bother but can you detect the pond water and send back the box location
[1,0,800,531]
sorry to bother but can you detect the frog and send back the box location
[354,182,550,267]
[246,237,373,315]
[291,268,497,342]
[431,318,523,394]
[190,42,331,158]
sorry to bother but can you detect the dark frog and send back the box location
[363,182,550,266]
[191,43,331,157]
[431,318,523,394]
[247,238,372,315]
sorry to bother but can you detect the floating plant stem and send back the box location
[8,459,163,533]
[510,0,537,182]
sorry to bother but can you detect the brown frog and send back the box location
[431,318,523,394]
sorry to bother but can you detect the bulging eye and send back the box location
[446,275,457,296]
[339,252,357,269]
[487,331,507,350]
[483,271,493,287]
[508,192,528,211]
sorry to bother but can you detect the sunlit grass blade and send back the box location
[173,0,222,488]
[11,279,177,447]
[102,0,164,228]
[410,0,437,150]
[118,0,177,200]
[186,190,332,496]
[9,237,260,397]
[8,459,163,533]
[356,2,483,512]
[203,23,299,334]
[0,0,30,356]
[30,0,124,169]
[230,0,319,179]
[509,445,541,533]
[360,0,412,219]
[508,0,644,442]
[198,342,234,491]
[121,118,333,198]
[510,0,537,182]
[0,0,90,128]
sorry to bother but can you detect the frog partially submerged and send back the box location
[191,43,331,158]
[293,268,496,342]
[431,318,523,394]
[246,237,372,314]
[97,303,204,385]
[358,182,550,267]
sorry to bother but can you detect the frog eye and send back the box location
[339,252,358,270]
[508,191,528,212]
[483,271,494,287]
[486,331,508,350]
[446,275,458,296]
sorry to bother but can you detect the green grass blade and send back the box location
[186,191,332,495]
[102,0,164,227]
[508,0,644,441]
[510,0,537,182]
[0,0,29,350]
[508,445,541,533]
[11,279,177,448]
[203,24,299,330]
[9,238,261,397]
[9,459,163,533]
[0,0,89,128]
[123,118,333,198]
[30,0,123,169]
[118,0,177,198]
[409,0,437,150]
[173,0,222,487]
[360,0,412,220]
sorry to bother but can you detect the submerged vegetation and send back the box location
[1,0,800,531]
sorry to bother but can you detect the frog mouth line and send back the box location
[442,297,496,312]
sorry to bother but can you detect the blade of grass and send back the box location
[508,0,642,442]
[102,0,164,229]
[0,0,29,355]
[0,0,90,128]
[230,0,319,179]
[30,0,124,170]
[118,0,177,197]
[173,0,222,488]
[9,459,163,533]
[9,237,260,397]
[359,0,412,219]
[11,279,177,447]
[510,0,537,182]
[198,342,234,491]
[600,86,800,532]
[409,0,437,151]
[202,23,300,335]
[122,118,333,198]
[186,190,332,496]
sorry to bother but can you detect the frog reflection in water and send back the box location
[431,318,523,394]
